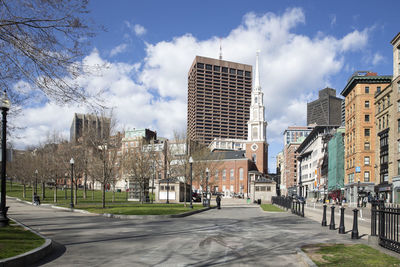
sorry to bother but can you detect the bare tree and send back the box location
[87,111,121,208]
[123,141,158,204]
[0,0,100,107]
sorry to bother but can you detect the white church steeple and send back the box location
[248,50,267,142]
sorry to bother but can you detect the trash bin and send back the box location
[257,199,261,205]
[247,198,251,204]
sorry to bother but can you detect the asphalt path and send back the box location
[8,199,365,267]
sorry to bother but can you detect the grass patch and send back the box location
[302,243,400,267]
[69,203,205,215]
[7,181,131,205]
[0,223,45,259]
[260,204,285,212]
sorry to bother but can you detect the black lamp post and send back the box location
[70,158,74,209]
[357,180,360,208]
[206,168,209,207]
[166,170,170,204]
[151,163,155,204]
[189,156,193,209]
[0,90,10,227]
[34,169,38,195]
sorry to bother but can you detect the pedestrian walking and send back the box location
[216,194,221,209]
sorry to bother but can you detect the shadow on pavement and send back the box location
[31,241,66,266]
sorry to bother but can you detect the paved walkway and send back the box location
[7,198,368,266]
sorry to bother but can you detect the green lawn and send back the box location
[302,244,400,267]
[260,204,285,212]
[0,223,45,259]
[67,203,205,215]
[6,181,131,205]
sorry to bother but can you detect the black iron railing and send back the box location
[272,196,304,217]
[371,200,400,253]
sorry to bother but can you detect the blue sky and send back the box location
[14,0,400,171]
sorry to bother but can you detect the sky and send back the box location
[12,0,400,171]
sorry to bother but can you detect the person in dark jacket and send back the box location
[216,195,221,209]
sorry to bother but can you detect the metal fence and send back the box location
[271,196,304,217]
[371,200,400,253]
[271,196,292,210]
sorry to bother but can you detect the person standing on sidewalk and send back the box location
[216,194,221,209]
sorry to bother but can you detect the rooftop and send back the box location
[341,72,392,97]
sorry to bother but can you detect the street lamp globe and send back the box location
[0,91,11,110]
[189,156,193,164]
[70,158,75,165]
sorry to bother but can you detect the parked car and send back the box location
[192,192,201,202]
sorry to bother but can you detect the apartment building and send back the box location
[341,71,391,203]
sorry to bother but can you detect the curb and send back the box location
[102,206,216,219]
[8,196,215,219]
[0,219,53,267]
[295,248,317,267]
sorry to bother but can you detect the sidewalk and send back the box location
[303,204,370,238]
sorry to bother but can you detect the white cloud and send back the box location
[372,52,384,65]
[330,14,337,27]
[125,21,147,36]
[13,8,372,170]
[110,43,128,57]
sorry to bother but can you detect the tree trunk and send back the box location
[112,184,115,203]
[102,183,106,208]
[22,183,26,199]
[54,185,57,203]
[64,185,67,199]
[92,184,95,200]
[32,183,34,201]
[83,171,87,199]
[41,181,45,200]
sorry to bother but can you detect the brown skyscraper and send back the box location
[187,56,252,145]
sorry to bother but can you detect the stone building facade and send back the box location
[341,71,391,203]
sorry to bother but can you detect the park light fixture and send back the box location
[70,158,74,209]
[189,156,193,209]
[0,91,10,227]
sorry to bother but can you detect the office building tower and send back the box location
[187,56,252,145]
[70,113,110,143]
[307,87,343,126]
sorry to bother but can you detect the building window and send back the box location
[398,119,400,132]
[239,168,244,180]
[213,66,220,72]
[364,128,370,137]
[206,64,212,70]
[222,169,226,181]
[364,156,370,165]
[398,101,400,112]
[215,170,219,181]
[222,67,228,73]
[377,86,381,93]
[364,171,370,182]
[229,68,236,74]
[388,95,390,106]
[267,186,271,192]
[398,140,400,153]
[237,70,243,76]
[230,169,234,180]
[365,101,370,108]
[365,114,370,122]
[197,63,204,69]
[379,119,381,130]
[252,153,257,163]
[398,161,400,176]
[365,86,369,93]
[364,142,370,150]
